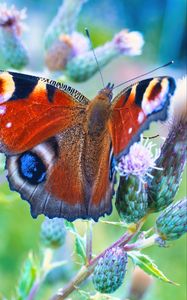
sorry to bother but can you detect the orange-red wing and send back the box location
[0,71,88,154]
[108,77,176,158]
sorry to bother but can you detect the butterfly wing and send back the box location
[0,70,92,220]
[109,77,176,158]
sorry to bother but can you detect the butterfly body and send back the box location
[0,70,176,221]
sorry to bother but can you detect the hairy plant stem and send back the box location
[86,221,93,263]
[124,233,159,251]
[51,219,145,300]
[27,279,41,300]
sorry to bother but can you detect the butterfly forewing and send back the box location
[109,77,176,158]
[0,71,88,154]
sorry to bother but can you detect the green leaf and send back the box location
[100,220,128,228]
[128,251,178,285]
[64,221,86,263]
[15,252,39,300]
[64,220,77,234]
[75,235,86,263]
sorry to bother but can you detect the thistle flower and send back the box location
[117,139,160,181]
[93,247,128,294]
[67,30,144,82]
[148,76,186,212]
[40,217,66,249]
[45,32,89,71]
[45,0,88,50]
[116,139,159,223]
[156,198,187,241]
[113,30,144,56]
[0,3,29,69]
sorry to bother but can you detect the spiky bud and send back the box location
[115,140,159,223]
[45,32,89,71]
[148,77,186,211]
[45,0,88,50]
[40,217,66,249]
[156,198,187,241]
[116,176,148,224]
[0,3,28,69]
[66,30,144,82]
[92,247,128,294]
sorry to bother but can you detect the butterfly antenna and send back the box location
[113,60,174,90]
[85,28,105,88]
[143,134,160,139]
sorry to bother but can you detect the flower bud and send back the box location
[45,0,88,50]
[45,32,89,71]
[156,198,187,241]
[148,77,186,211]
[116,140,158,223]
[0,3,28,69]
[116,176,148,223]
[93,247,128,294]
[67,30,144,82]
[40,217,66,249]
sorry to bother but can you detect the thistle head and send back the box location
[0,3,27,35]
[156,198,187,241]
[45,31,89,71]
[40,217,66,249]
[113,30,144,55]
[117,138,160,182]
[93,247,128,293]
[148,76,187,211]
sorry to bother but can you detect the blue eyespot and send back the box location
[18,152,47,185]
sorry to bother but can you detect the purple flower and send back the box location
[113,30,144,55]
[117,138,160,182]
[0,3,27,35]
[59,31,90,57]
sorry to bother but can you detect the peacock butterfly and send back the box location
[0,70,176,221]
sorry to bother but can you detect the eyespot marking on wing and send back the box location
[18,152,47,185]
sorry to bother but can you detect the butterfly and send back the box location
[0,70,176,221]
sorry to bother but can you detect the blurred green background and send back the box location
[0,0,186,299]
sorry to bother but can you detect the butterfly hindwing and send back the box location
[6,125,114,221]
[109,77,176,158]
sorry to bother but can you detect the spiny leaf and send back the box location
[128,251,178,285]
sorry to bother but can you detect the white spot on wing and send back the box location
[6,122,12,128]
[128,127,133,134]
[138,112,144,124]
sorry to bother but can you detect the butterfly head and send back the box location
[99,82,114,102]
